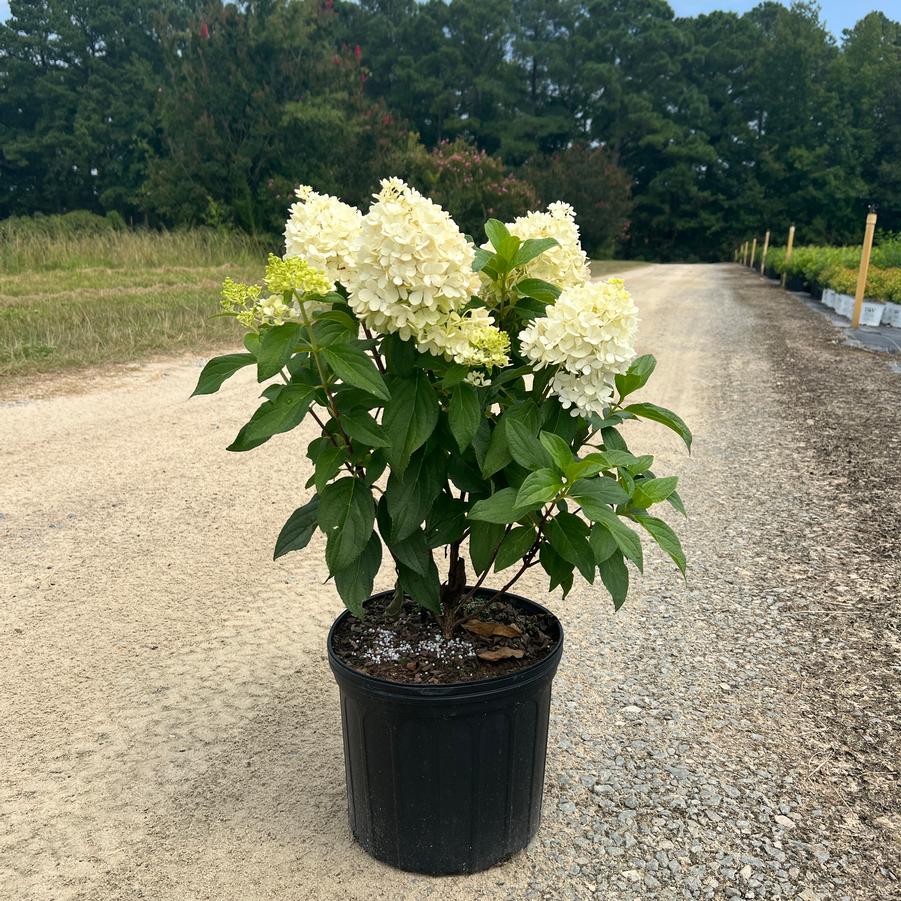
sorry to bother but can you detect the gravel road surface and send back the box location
[2,264,898,900]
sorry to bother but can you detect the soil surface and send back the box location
[331,593,557,684]
[2,264,899,900]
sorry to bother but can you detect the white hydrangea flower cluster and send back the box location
[505,201,591,289]
[344,178,508,368]
[416,307,510,368]
[284,185,362,289]
[519,278,639,417]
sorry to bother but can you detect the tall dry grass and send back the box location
[0,218,268,378]
[0,221,265,274]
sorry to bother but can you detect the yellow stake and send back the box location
[781,225,795,288]
[851,211,878,329]
[759,230,770,274]
[750,237,757,269]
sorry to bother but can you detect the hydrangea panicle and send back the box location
[519,278,639,417]
[344,178,507,367]
[220,256,333,328]
[284,185,362,289]
[502,201,591,289]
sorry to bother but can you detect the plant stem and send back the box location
[361,325,387,373]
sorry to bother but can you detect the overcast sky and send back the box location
[0,1,898,40]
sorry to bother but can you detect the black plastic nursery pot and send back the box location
[786,275,805,292]
[327,590,564,876]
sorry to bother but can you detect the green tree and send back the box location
[146,0,412,233]
[0,0,175,220]
[523,144,632,256]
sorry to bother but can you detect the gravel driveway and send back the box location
[2,264,898,900]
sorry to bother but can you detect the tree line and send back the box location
[1,0,899,261]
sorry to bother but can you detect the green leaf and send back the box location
[322,342,390,401]
[539,431,574,472]
[385,449,444,541]
[468,488,522,524]
[545,512,595,582]
[468,520,506,574]
[425,494,468,548]
[318,477,376,573]
[565,458,607,481]
[273,496,320,560]
[506,418,554,471]
[381,333,417,377]
[481,418,512,478]
[341,410,390,447]
[243,332,260,355]
[589,523,617,563]
[312,309,357,346]
[332,385,381,413]
[387,527,431,576]
[448,383,481,452]
[227,382,317,452]
[334,533,382,617]
[382,372,440,475]
[624,402,692,451]
[309,440,350,492]
[632,476,678,509]
[495,525,537,572]
[599,551,629,610]
[257,323,301,381]
[514,297,551,321]
[586,506,644,571]
[448,454,484,494]
[514,278,560,303]
[397,556,441,613]
[570,476,630,511]
[633,514,686,576]
[512,237,559,268]
[496,233,521,262]
[484,218,511,252]
[601,426,629,452]
[515,468,563,510]
[626,454,654,475]
[192,353,255,396]
[539,543,574,596]
[440,364,470,388]
[614,354,657,400]
[472,247,496,273]
[594,449,637,468]
[667,489,687,517]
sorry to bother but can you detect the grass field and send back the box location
[0,228,266,379]
[0,222,648,381]
[590,259,654,278]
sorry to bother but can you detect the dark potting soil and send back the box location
[331,595,557,685]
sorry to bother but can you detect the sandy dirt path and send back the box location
[2,265,898,900]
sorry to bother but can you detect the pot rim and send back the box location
[327,587,564,700]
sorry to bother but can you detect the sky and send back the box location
[0,1,898,38]
[670,1,901,36]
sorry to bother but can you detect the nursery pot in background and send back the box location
[883,302,901,328]
[858,300,885,327]
[328,590,564,876]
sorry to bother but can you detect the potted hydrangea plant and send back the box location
[193,179,690,875]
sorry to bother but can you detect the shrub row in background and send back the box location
[765,236,901,302]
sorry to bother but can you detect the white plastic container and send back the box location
[883,302,901,328]
[835,294,855,318]
[859,301,885,327]
[822,288,835,309]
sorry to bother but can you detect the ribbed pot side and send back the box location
[327,590,564,876]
